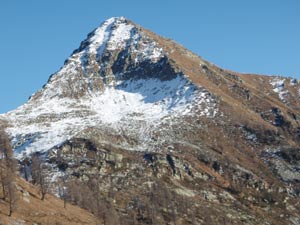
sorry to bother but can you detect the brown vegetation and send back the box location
[0,124,17,217]
[0,177,99,225]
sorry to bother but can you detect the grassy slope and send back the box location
[0,177,99,225]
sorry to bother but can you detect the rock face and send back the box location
[1,17,300,224]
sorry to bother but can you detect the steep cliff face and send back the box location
[1,17,300,224]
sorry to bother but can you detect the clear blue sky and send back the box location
[1,0,300,113]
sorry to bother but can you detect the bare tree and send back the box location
[20,158,30,181]
[7,180,17,216]
[0,129,10,199]
[0,159,6,200]
[31,153,48,200]
[5,156,17,217]
[0,126,18,216]
[100,199,120,225]
[65,174,120,225]
[58,174,68,208]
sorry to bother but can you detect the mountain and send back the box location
[1,17,300,224]
[4,17,217,159]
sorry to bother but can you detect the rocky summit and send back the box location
[1,17,300,224]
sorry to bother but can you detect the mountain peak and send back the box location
[31,16,170,101]
[73,16,133,56]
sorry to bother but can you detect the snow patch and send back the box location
[270,77,289,102]
[89,17,117,56]
[3,75,218,159]
[290,78,298,86]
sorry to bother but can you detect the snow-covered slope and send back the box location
[1,17,218,159]
[5,76,217,159]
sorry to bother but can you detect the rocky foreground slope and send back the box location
[1,17,300,224]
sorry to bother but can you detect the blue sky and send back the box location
[0,0,300,113]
